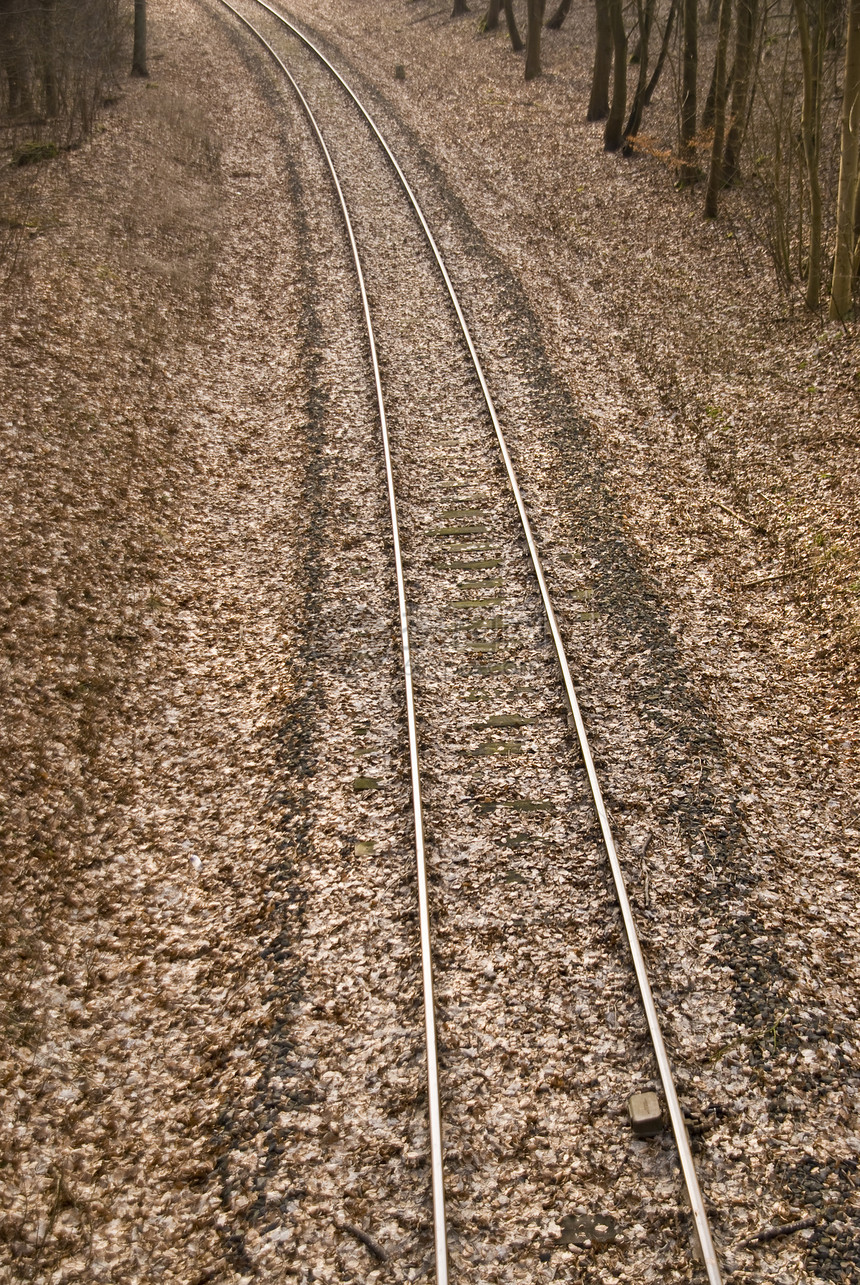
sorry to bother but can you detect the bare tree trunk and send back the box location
[503,0,525,50]
[701,48,718,127]
[703,53,733,129]
[624,0,655,143]
[587,0,612,119]
[132,0,148,77]
[546,0,572,28]
[643,0,677,105]
[525,0,546,77]
[480,0,503,30]
[830,0,860,317]
[723,0,758,182]
[704,0,732,216]
[604,0,627,148]
[39,0,59,118]
[707,0,720,17]
[680,0,698,183]
[452,0,469,14]
[853,171,860,281]
[794,0,825,309]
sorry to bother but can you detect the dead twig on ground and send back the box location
[712,499,770,537]
[336,1218,389,1262]
[735,1216,817,1248]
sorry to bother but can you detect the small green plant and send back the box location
[11,140,59,167]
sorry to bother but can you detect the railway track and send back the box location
[212,2,724,1279]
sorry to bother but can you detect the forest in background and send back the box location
[1,0,858,315]
[0,0,148,281]
[0,0,146,148]
[451,0,860,319]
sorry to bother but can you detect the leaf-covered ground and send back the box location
[1,1,858,1283]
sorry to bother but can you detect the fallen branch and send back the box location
[336,1219,389,1262]
[736,1216,817,1248]
[712,499,769,536]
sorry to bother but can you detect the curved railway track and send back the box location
[211,2,724,1280]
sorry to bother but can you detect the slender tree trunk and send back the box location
[525,0,546,77]
[132,0,148,77]
[702,48,718,127]
[452,0,469,14]
[830,0,860,318]
[707,0,720,18]
[604,0,627,149]
[588,0,613,119]
[643,0,677,106]
[703,55,733,129]
[723,0,758,183]
[680,0,698,183]
[624,0,655,144]
[546,0,573,29]
[481,0,503,30]
[704,0,732,216]
[503,0,525,50]
[794,0,825,309]
[8,53,33,114]
[853,172,860,281]
[39,0,59,117]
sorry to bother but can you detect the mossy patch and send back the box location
[12,140,59,167]
[352,775,381,792]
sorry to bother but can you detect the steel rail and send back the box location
[235,5,724,1281]
[212,3,450,1280]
